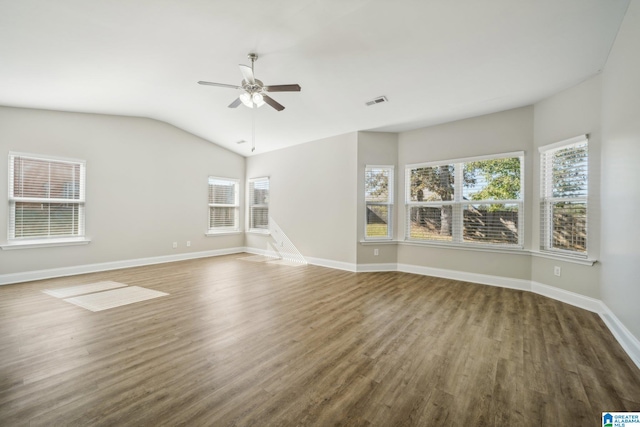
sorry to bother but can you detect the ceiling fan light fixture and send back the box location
[239,92,265,108]
[239,92,253,108]
[252,93,265,107]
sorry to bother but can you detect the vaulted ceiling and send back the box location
[0,0,629,155]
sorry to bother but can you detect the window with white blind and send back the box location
[365,165,394,240]
[406,152,524,248]
[539,135,588,256]
[208,177,239,234]
[248,177,269,232]
[8,152,86,242]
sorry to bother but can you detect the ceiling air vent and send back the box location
[366,96,388,106]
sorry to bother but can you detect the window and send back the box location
[8,152,86,241]
[208,177,239,233]
[406,152,524,247]
[365,165,394,239]
[248,177,269,232]
[540,135,588,256]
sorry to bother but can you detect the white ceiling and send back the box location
[0,0,629,156]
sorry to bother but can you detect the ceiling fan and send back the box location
[198,53,301,111]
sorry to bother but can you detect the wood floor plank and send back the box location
[522,389,559,425]
[0,254,638,426]
[491,357,525,426]
[578,363,636,420]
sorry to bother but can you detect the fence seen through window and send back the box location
[406,153,523,247]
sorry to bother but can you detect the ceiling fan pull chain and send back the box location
[252,106,256,152]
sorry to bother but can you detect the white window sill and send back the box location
[247,229,271,235]
[360,239,528,255]
[1,237,91,250]
[205,231,242,237]
[399,239,529,255]
[530,250,597,266]
[360,239,399,245]
[358,240,597,265]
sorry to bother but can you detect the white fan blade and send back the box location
[239,65,255,84]
[198,81,242,89]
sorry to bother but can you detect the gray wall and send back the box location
[356,131,398,265]
[600,2,640,339]
[396,107,534,280]
[245,132,358,265]
[532,76,602,298]
[0,106,245,275]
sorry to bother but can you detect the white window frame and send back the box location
[207,176,240,235]
[365,165,394,240]
[5,152,88,248]
[539,135,588,258]
[247,177,269,233]
[405,151,524,249]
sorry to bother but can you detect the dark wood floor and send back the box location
[0,254,638,426]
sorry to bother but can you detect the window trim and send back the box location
[538,135,589,258]
[364,165,394,241]
[1,237,90,250]
[247,176,270,233]
[404,151,525,249]
[206,176,240,235]
[6,151,87,247]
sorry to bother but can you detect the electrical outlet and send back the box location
[186,241,191,247]
[554,266,561,277]
[374,248,379,256]
[172,242,177,249]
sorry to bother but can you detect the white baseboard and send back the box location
[245,248,357,272]
[244,247,281,258]
[0,247,246,286]
[599,305,640,369]
[245,248,358,272]
[530,281,604,313]
[305,256,357,272]
[397,263,531,291]
[357,263,398,272]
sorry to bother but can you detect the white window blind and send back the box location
[406,152,524,248]
[8,152,86,241]
[365,165,394,240]
[248,177,269,231]
[208,177,239,233]
[539,135,588,256]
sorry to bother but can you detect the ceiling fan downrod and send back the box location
[248,53,258,72]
